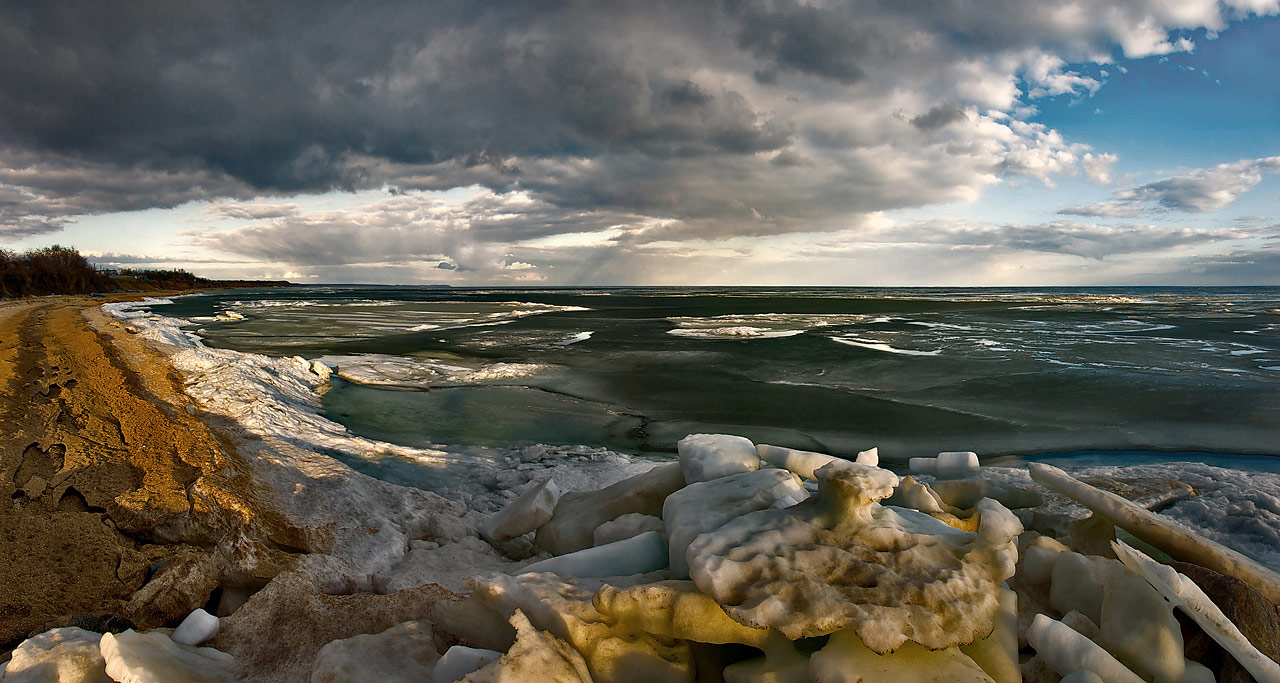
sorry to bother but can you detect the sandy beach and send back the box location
[0,295,282,646]
[0,296,464,679]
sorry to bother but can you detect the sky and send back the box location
[1,1,1278,286]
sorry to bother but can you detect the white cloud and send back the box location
[1082,152,1119,185]
[1063,156,1280,215]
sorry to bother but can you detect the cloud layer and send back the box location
[2,0,1277,282]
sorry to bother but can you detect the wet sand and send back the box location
[0,295,301,655]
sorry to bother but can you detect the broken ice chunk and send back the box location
[4,627,108,683]
[520,531,668,578]
[482,478,562,544]
[1026,614,1143,683]
[433,646,503,683]
[936,451,980,478]
[171,608,219,646]
[678,434,760,483]
[592,513,663,546]
[535,463,685,556]
[756,443,837,479]
[99,629,235,683]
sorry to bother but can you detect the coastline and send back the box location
[4,294,1279,680]
[0,295,489,679]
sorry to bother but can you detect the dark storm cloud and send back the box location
[910,103,969,131]
[0,0,1272,248]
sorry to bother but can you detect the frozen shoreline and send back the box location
[101,297,1280,571]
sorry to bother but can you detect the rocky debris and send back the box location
[207,571,457,682]
[1114,541,1280,683]
[441,435,1280,683]
[459,610,592,683]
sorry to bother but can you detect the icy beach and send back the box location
[3,294,1280,682]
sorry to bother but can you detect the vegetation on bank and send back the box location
[0,245,290,298]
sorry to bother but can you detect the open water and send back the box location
[147,286,1280,464]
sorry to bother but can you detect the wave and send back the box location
[831,336,941,356]
[667,313,874,340]
[669,326,806,340]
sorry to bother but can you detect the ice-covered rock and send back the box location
[1026,613,1144,683]
[663,468,807,577]
[481,478,562,543]
[309,360,332,381]
[171,608,219,646]
[809,628,995,682]
[1171,559,1280,683]
[1030,462,1280,604]
[1113,540,1280,683]
[687,460,1022,652]
[433,646,502,683]
[535,463,685,556]
[935,451,980,479]
[592,513,663,546]
[312,621,439,683]
[756,443,837,479]
[100,629,236,683]
[593,579,815,682]
[2,627,110,683]
[519,531,668,578]
[678,434,760,483]
[461,610,592,683]
[433,572,692,682]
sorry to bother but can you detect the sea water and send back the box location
[105,287,1280,567]
[144,285,1280,461]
